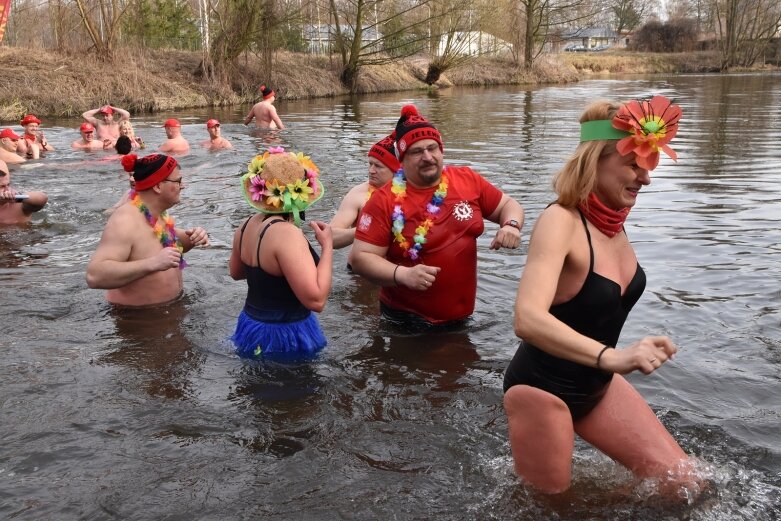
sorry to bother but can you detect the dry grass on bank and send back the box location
[444,54,579,85]
[1,45,755,122]
[561,50,722,74]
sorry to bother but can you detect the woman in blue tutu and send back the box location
[229,147,332,358]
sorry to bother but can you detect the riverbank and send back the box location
[0,46,727,121]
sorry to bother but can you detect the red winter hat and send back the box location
[206,119,220,128]
[80,122,95,133]
[0,128,21,140]
[163,119,181,128]
[259,84,275,100]
[122,153,179,191]
[394,105,443,161]
[20,114,42,126]
[368,131,400,172]
[98,105,114,115]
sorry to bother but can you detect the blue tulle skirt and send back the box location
[231,309,327,359]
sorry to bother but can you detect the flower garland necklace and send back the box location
[391,169,449,261]
[130,191,187,269]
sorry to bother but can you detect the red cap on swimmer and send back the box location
[122,153,179,191]
[0,128,21,140]
[206,119,220,129]
[20,114,42,126]
[163,119,181,128]
[80,122,95,133]
[394,105,443,161]
[98,105,114,115]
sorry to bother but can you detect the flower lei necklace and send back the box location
[391,169,449,261]
[130,191,186,269]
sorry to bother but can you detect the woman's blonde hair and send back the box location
[553,100,622,208]
[118,120,135,137]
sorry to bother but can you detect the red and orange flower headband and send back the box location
[580,95,682,170]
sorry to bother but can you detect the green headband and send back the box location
[580,120,632,142]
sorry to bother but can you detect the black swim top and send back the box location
[503,211,646,419]
[239,218,320,323]
[549,212,646,348]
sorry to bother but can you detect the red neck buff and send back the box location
[578,192,630,237]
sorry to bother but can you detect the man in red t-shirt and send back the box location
[350,105,525,326]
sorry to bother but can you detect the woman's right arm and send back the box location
[514,205,609,366]
[515,206,676,374]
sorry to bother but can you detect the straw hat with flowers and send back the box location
[241,147,324,226]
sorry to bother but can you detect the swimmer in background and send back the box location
[201,119,233,150]
[72,123,111,151]
[159,119,190,154]
[0,129,27,164]
[17,114,55,159]
[244,85,285,130]
[82,104,131,143]
[119,120,145,149]
[0,159,48,225]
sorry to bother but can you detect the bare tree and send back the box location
[329,0,444,90]
[73,0,133,59]
[713,0,781,69]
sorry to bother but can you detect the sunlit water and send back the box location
[1,74,780,520]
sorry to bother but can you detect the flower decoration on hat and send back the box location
[241,147,324,226]
[612,95,682,170]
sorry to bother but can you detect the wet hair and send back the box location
[553,100,622,208]
[115,135,132,155]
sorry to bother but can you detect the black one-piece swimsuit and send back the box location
[503,211,646,420]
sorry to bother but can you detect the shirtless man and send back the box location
[201,119,232,150]
[16,114,55,159]
[0,129,27,164]
[243,85,285,130]
[86,153,209,306]
[72,123,110,150]
[82,104,131,143]
[0,160,48,225]
[159,119,190,154]
[330,132,399,249]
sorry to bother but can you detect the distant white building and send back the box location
[437,31,513,56]
[303,24,381,54]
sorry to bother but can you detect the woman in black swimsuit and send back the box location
[503,97,698,494]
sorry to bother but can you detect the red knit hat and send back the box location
[80,122,95,133]
[122,153,179,191]
[259,84,275,100]
[20,114,41,126]
[163,119,181,128]
[367,131,400,172]
[206,119,220,129]
[394,105,443,161]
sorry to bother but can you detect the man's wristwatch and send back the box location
[502,219,521,231]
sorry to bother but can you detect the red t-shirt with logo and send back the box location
[355,165,503,324]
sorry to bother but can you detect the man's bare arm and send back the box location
[82,108,100,125]
[86,214,179,289]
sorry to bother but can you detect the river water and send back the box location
[1,74,780,520]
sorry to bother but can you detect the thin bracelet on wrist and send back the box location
[596,345,611,369]
[392,264,400,286]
